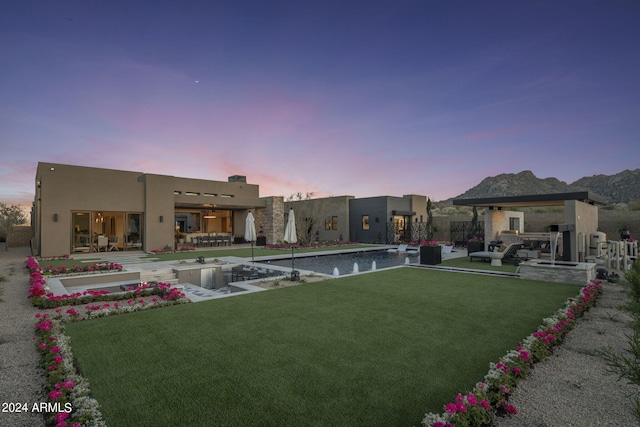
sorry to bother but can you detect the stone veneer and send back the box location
[518,259,596,285]
[256,196,284,245]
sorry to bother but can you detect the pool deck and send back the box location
[51,244,470,302]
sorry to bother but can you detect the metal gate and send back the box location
[450,221,484,247]
[385,222,429,244]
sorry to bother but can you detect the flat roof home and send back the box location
[32,162,434,257]
[33,163,267,257]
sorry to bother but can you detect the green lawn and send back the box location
[65,268,581,426]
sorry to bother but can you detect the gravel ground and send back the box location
[1,244,638,426]
[0,245,46,427]
[493,280,639,427]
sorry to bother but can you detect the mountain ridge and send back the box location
[443,169,640,204]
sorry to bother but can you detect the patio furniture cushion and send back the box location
[469,243,522,263]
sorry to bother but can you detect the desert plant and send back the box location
[600,261,640,423]
[426,197,435,241]
[0,202,27,251]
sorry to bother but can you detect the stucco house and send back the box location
[33,163,271,256]
[32,163,434,256]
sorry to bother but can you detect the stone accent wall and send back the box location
[256,196,284,245]
[7,225,33,248]
[519,260,596,285]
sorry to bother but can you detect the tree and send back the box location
[470,206,479,239]
[426,198,434,241]
[0,202,27,250]
[285,192,332,246]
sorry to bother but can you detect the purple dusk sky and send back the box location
[1,1,639,209]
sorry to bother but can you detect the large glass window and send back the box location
[71,211,142,252]
[325,216,339,230]
[71,212,91,253]
[362,215,370,230]
[125,213,143,250]
[201,209,232,234]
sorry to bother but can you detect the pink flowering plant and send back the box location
[25,257,185,309]
[26,256,123,277]
[34,312,101,427]
[266,241,359,249]
[33,282,190,426]
[419,240,441,247]
[422,280,602,427]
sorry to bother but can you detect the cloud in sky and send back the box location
[1,1,639,207]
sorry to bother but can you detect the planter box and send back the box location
[467,241,485,254]
[420,245,442,265]
[234,237,245,244]
[256,236,266,246]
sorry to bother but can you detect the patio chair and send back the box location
[97,236,108,252]
[469,243,523,264]
[108,236,120,251]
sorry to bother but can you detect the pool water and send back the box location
[259,250,419,275]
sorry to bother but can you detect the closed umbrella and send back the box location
[283,208,298,277]
[245,211,257,261]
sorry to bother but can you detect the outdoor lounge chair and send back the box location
[469,242,523,264]
[387,244,408,253]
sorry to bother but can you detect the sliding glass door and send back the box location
[70,211,144,253]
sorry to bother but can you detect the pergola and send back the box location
[453,192,608,261]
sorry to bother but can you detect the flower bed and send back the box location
[27,255,191,426]
[33,293,189,427]
[422,280,602,427]
[25,257,123,277]
[150,246,196,254]
[25,257,185,309]
[265,241,360,249]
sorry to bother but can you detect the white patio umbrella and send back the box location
[245,211,257,261]
[283,208,297,273]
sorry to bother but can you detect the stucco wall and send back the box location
[564,200,599,262]
[484,210,524,249]
[36,163,146,256]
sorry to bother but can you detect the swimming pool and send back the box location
[259,250,419,275]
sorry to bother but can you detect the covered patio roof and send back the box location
[452,191,608,208]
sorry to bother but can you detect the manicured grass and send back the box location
[65,268,581,426]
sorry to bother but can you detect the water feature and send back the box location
[260,250,419,275]
[353,263,359,273]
